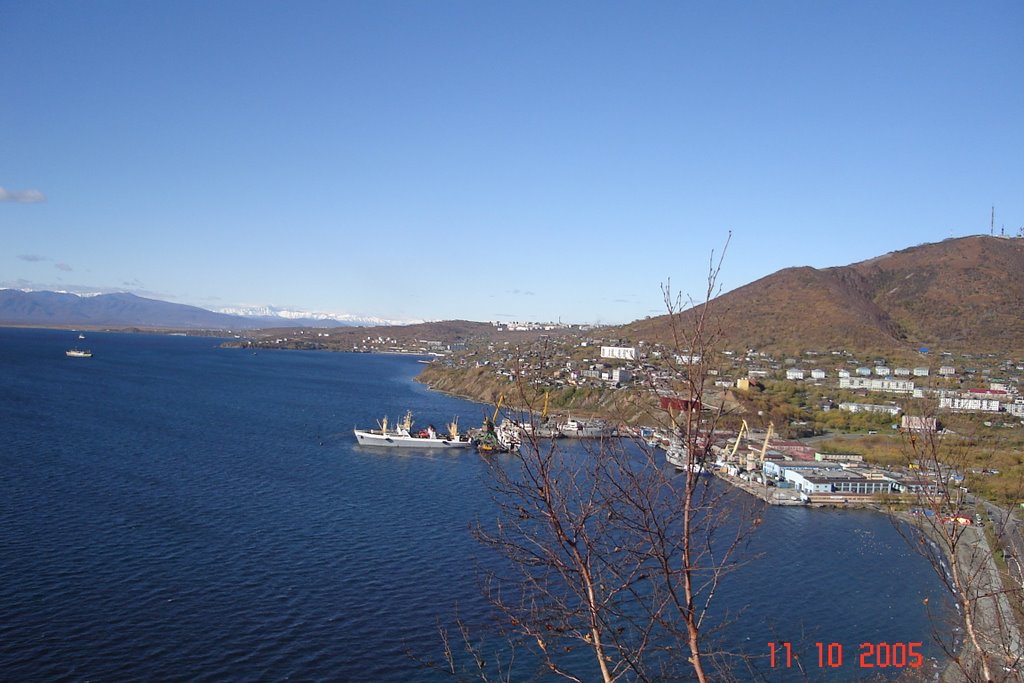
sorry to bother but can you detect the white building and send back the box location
[786,368,805,381]
[913,367,930,377]
[939,397,1001,412]
[874,366,891,376]
[901,416,938,432]
[811,369,826,380]
[611,368,632,384]
[839,402,901,416]
[762,460,841,479]
[939,366,956,377]
[600,346,636,361]
[839,377,915,395]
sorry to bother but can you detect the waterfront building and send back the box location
[762,459,841,480]
[779,465,899,497]
[830,476,896,495]
[888,474,941,495]
[814,452,865,463]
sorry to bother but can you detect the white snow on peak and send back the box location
[217,304,421,327]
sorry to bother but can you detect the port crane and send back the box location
[725,420,750,463]
[476,394,506,453]
[743,422,775,474]
[758,422,775,469]
[491,394,504,424]
[758,422,776,498]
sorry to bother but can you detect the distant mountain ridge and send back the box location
[621,235,1024,357]
[0,290,376,330]
[217,304,416,327]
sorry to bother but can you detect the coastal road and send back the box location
[959,497,1024,681]
[978,498,1024,592]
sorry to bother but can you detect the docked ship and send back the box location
[495,420,524,453]
[665,442,709,474]
[472,414,526,453]
[558,416,617,439]
[353,412,472,449]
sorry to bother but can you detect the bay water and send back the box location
[0,329,949,681]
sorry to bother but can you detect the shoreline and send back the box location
[420,372,994,679]
[889,510,1021,682]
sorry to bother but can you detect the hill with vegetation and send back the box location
[620,235,1024,358]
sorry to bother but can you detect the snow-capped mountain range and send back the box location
[217,305,419,327]
[0,289,416,329]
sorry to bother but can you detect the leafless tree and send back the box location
[442,238,768,682]
[888,415,1024,682]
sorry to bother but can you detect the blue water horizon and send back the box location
[0,328,950,681]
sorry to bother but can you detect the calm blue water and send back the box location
[0,329,950,681]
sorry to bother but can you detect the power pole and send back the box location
[991,206,995,236]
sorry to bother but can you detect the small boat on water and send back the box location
[65,349,92,358]
[353,411,472,449]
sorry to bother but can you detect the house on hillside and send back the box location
[939,397,1000,412]
[839,402,900,415]
[901,416,938,432]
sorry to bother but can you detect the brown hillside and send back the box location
[848,236,1024,352]
[621,267,908,356]
[621,235,1024,357]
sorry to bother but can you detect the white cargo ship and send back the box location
[353,412,472,449]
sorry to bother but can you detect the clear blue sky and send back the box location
[2,1,1021,324]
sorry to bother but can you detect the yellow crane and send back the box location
[727,420,750,462]
[759,422,776,469]
[492,394,504,424]
[476,395,506,454]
